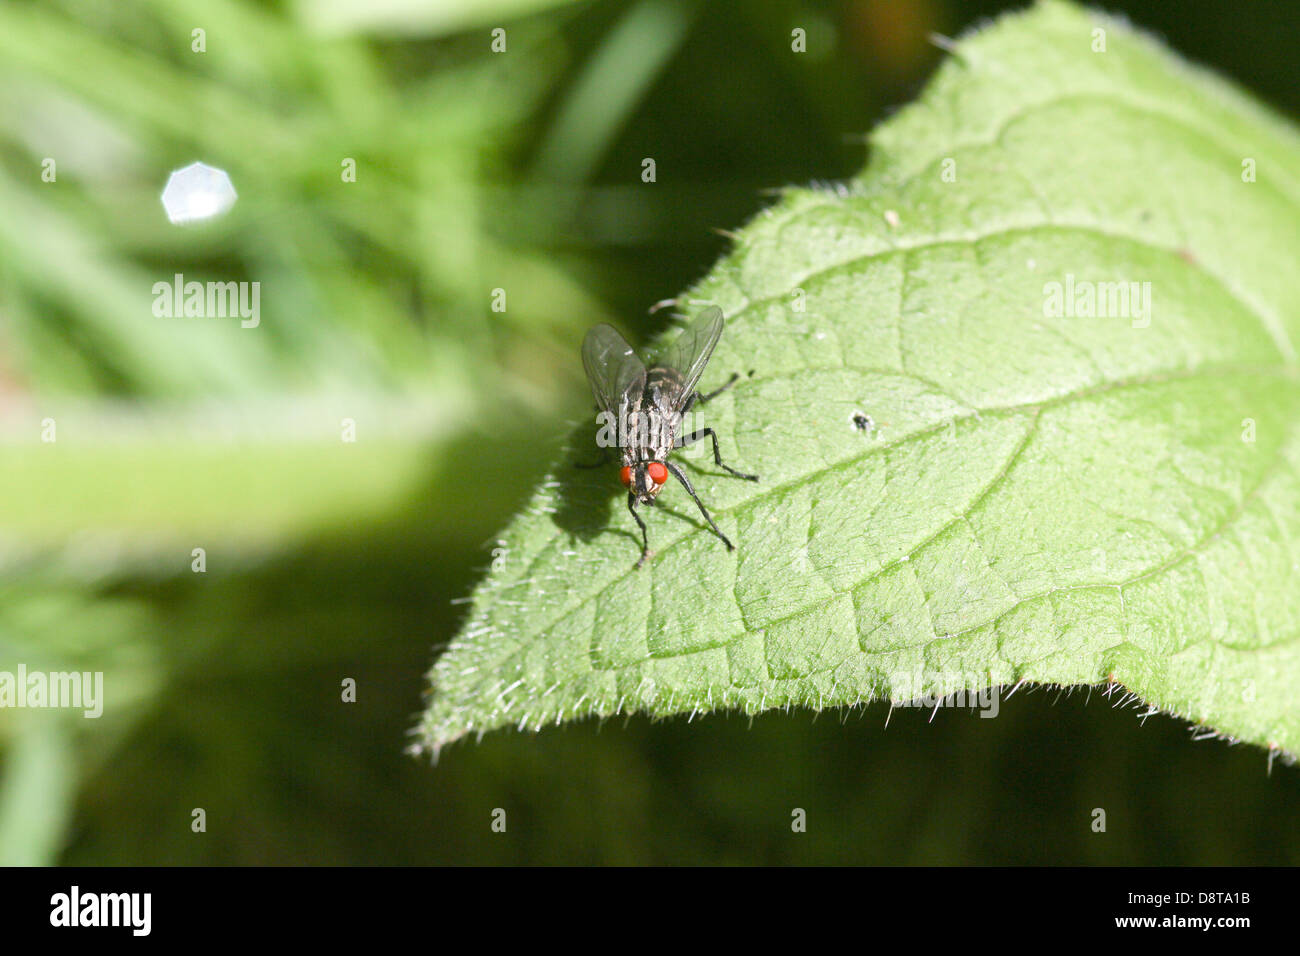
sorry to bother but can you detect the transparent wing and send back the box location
[658,305,724,411]
[581,323,646,414]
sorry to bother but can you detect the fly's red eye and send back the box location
[647,462,668,484]
[619,466,632,486]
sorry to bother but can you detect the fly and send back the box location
[581,305,758,568]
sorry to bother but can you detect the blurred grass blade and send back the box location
[296,0,584,37]
[0,716,75,866]
[532,0,695,185]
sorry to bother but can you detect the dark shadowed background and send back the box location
[0,0,1297,865]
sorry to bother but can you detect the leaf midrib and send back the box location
[489,363,1296,678]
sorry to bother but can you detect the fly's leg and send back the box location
[679,373,739,416]
[665,461,734,551]
[678,427,758,481]
[628,492,651,567]
[695,372,740,406]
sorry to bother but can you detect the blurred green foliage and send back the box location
[0,0,1297,865]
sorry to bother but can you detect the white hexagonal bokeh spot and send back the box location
[161,162,237,224]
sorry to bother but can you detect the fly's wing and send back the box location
[658,305,725,412]
[581,323,647,415]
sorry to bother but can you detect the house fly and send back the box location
[581,305,758,568]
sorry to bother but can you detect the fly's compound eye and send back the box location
[647,462,668,485]
[619,465,633,486]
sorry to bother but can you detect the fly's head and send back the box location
[621,461,669,503]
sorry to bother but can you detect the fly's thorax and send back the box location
[644,366,687,454]
[611,397,679,459]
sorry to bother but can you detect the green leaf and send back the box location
[415,0,1300,758]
